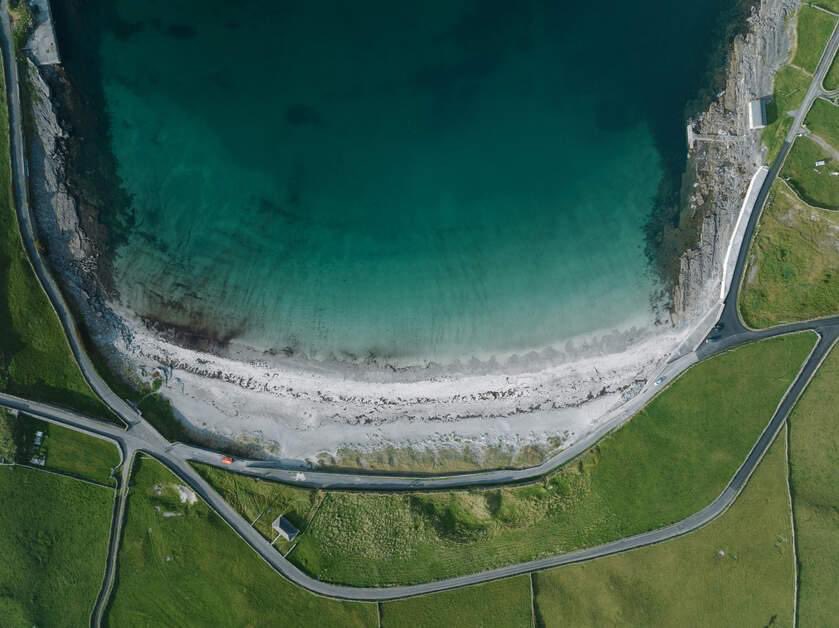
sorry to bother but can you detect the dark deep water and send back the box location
[52,0,751,364]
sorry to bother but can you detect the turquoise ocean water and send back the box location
[54,1,743,364]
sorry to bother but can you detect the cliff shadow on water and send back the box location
[46,0,135,295]
[46,0,758,355]
[640,0,760,302]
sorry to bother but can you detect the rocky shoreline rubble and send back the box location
[19,0,797,463]
[674,0,797,322]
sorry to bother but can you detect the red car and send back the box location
[221,455,234,465]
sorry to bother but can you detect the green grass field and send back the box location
[740,181,839,328]
[792,6,837,74]
[788,343,839,626]
[0,52,110,419]
[0,408,15,462]
[0,465,112,628]
[782,135,839,210]
[762,64,812,163]
[533,432,794,627]
[13,413,120,484]
[826,47,839,89]
[804,98,839,149]
[192,461,321,552]
[812,0,839,14]
[286,334,814,586]
[382,576,532,628]
[106,455,376,627]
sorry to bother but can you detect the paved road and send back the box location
[0,0,834,492]
[0,0,837,604]
[0,0,140,428]
[90,450,134,628]
[176,319,839,492]
[3,326,836,604]
[717,23,839,339]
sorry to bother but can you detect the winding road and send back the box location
[0,0,838,609]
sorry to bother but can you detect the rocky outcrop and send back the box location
[25,58,92,280]
[24,57,128,372]
[16,2,804,461]
[673,0,798,322]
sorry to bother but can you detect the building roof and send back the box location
[271,515,299,540]
[748,98,767,129]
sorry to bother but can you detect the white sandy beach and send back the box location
[92,118,771,462]
[23,0,793,464]
[110,296,707,462]
[99,156,770,464]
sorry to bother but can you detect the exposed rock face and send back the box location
[25,58,126,362]
[17,1,802,461]
[673,0,798,323]
[26,59,91,276]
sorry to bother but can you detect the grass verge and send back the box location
[782,135,839,210]
[805,98,839,149]
[533,431,794,627]
[0,407,14,461]
[279,334,813,586]
[382,576,532,628]
[0,49,110,418]
[792,5,837,74]
[826,47,839,89]
[787,342,839,626]
[106,455,376,627]
[740,181,839,327]
[0,465,113,628]
[762,65,812,163]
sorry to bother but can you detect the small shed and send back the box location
[271,515,299,542]
[748,98,767,130]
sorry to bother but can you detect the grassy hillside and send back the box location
[788,343,839,626]
[0,465,112,628]
[281,334,813,586]
[106,456,375,627]
[533,432,794,627]
[740,181,839,327]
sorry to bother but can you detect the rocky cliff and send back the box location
[673,0,797,322]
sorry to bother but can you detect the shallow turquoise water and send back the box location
[55,0,741,364]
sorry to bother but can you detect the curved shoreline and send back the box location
[6,0,839,605]
[23,0,795,462]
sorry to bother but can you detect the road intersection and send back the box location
[0,0,837,607]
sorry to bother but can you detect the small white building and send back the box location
[748,98,767,130]
[815,159,826,167]
[271,515,299,542]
